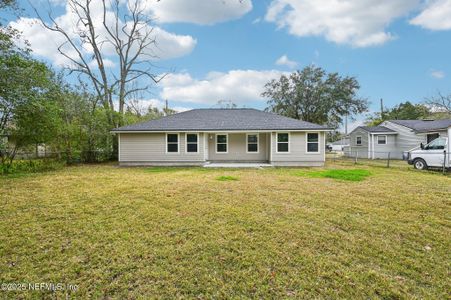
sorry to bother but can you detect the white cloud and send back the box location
[430,70,445,79]
[275,55,298,69]
[9,2,196,66]
[410,0,451,30]
[252,17,261,24]
[160,70,287,104]
[265,0,419,47]
[146,0,253,25]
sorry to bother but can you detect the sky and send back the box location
[3,0,451,130]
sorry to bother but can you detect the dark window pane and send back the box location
[356,137,362,145]
[167,134,178,143]
[307,143,319,152]
[247,135,258,143]
[187,134,197,143]
[377,136,386,144]
[248,143,258,152]
[167,144,178,152]
[278,133,289,143]
[187,144,198,152]
[277,142,288,152]
[217,144,227,152]
[307,133,319,142]
[217,135,227,143]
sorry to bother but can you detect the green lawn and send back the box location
[0,164,450,298]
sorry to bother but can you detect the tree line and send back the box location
[0,0,176,171]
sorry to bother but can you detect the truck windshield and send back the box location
[424,138,446,150]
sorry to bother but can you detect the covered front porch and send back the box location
[204,132,271,163]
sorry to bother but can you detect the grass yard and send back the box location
[0,164,450,298]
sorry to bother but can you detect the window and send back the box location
[277,133,289,152]
[307,133,319,153]
[425,137,446,150]
[247,134,259,153]
[216,134,228,153]
[166,133,179,153]
[186,133,198,153]
[427,133,439,143]
[356,136,362,146]
[377,135,387,145]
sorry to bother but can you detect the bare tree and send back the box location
[425,92,451,115]
[33,0,163,127]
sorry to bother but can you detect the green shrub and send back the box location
[0,159,66,175]
[216,175,239,181]
[295,169,371,181]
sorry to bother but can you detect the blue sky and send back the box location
[4,0,451,128]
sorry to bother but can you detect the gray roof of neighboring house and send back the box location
[357,126,397,133]
[388,119,451,133]
[112,108,331,132]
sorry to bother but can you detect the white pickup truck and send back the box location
[405,134,450,171]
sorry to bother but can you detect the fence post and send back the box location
[354,151,357,165]
[443,150,447,175]
[387,152,390,168]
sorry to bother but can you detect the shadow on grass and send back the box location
[216,175,239,181]
[295,169,371,182]
[144,167,208,173]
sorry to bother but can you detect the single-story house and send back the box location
[344,119,451,159]
[112,108,331,166]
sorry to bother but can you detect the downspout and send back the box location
[269,132,273,164]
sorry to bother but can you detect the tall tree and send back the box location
[33,0,163,127]
[262,66,368,129]
[366,101,431,126]
[425,92,451,116]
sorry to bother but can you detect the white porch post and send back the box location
[204,132,208,162]
[269,132,273,163]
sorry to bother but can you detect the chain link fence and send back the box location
[326,150,411,170]
[327,150,450,174]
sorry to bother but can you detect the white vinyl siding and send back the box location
[271,132,325,164]
[119,133,205,163]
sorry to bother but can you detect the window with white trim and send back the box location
[247,134,258,153]
[307,133,319,153]
[186,133,198,153]
[377,135,387,145]
[167,134,179,153]
[216,134,228,153]
[356,136,362,146]
[277,133,289,152]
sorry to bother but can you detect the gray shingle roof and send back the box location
[358,126,397,133]
[389,119,451,133]
[112,108,331,132]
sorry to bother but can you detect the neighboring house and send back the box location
[327,138,350,152]
[345,119,451,159]
[112,108,331,166]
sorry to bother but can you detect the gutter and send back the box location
[110,129,334,134]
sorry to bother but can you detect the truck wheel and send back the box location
[413,158,428,170]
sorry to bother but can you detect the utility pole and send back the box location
[345,114,348,135]
[165,99,168,116]
[380,98,384,119]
